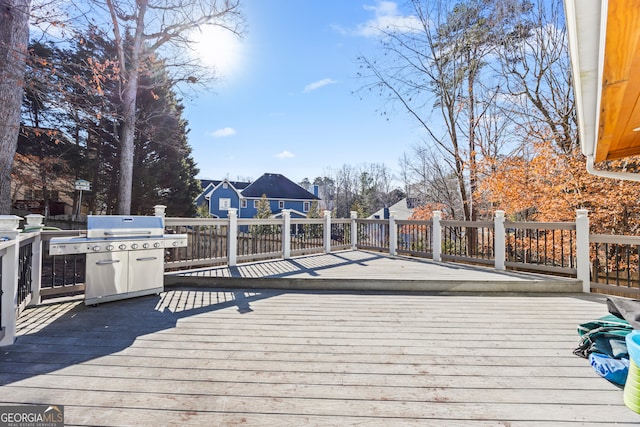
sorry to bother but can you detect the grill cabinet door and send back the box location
[86,252,128,301]
[128,248,164,294]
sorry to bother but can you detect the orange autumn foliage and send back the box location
[478,141,640,235]
[409,203,451,221]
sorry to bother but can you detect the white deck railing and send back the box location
[3,207,640,346]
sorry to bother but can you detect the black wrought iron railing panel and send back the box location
[163,219,228,269]
[356,219,390,251]
[17,241,33,307]
[505,222,576,273]
[0,250,3,329]
[41,231,86,300]
[238,220,283,258]
[290,220,324,252]
[330,220,351,248]
[396,220,432,257]
[165,221,229,269]
[590,235,640,295]
[441,221,494,263]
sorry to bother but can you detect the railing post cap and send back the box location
[495,210,505,218]
[153,205,167,217]
[576,209,589,217]
[24,213,45,225]
[0,215,23,233]
[350,211,358,219]
[433,211,442,218]
[323,210,332,217]
[227,208,238,218]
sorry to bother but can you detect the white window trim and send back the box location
[303,201,310,212]
[241,199,247,208]
[219,198,231,210]
[278,200,285,209]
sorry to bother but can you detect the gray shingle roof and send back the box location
[241,173,319,200]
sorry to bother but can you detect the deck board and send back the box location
[1,289,639,425]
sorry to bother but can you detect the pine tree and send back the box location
[255,194,272,219]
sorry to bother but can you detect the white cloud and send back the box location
[304,78,337,93]
[209,127,237,138]
[275,150,295,159]
[334,1,422,38]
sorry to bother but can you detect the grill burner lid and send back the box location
[49,215,187,255]
[87,215,164,238]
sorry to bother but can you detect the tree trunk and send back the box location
[0,0,30,214]
[113,0,146,215]
[116,78,137,215]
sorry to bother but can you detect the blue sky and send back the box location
[182,0,423,184]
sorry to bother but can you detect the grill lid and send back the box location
[87,215,164,238]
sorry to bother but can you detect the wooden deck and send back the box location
[2,288,640,425]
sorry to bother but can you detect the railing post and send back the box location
[228,208,238,267]
[389,214,397,256]
[323,210,332,254]
[576,209,590,293]
[154,205,167,231]
[432,211,442,262]
[494,210,506,270]
[350,211,358,250]
[0,216,22,347]
[282,209,291,259]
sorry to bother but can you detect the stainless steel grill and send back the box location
[49,215,187,305]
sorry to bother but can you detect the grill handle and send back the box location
[136,256,158,262]
[96,260,121,265]
[103,231,153,236]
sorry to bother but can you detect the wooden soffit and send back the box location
[597,0,640,161]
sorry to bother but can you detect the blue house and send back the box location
[196,173,320,219]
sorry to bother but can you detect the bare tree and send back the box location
[400,144,461,218]
[95,0,244,214]
[357,0,530,222]
[0,0,30,214]
[497,0,576,153]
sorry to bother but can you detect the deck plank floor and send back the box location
[1,289,639,426]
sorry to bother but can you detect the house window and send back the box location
[303,201,310,212]
[241,199,247,208]
[254,200,259,208]
[278,200,284,209]
[219,198,231,210]
[223,182,228,189]
[28,190,43,200]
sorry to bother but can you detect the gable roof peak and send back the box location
[242,173,320,200]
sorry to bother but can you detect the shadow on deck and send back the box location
[3,288,639,425]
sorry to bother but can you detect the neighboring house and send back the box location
[368,198,418,220]
[196,173,320,219]
[11,126,78,217]
[195,179,250,218]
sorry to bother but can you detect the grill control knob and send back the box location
[143,243,150,249]
[131,243,139,249]
[92,245,101,252]
[172,241,180,246]
[119,244,126,250]
[153,242,161,248]
[106,245,114,251]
